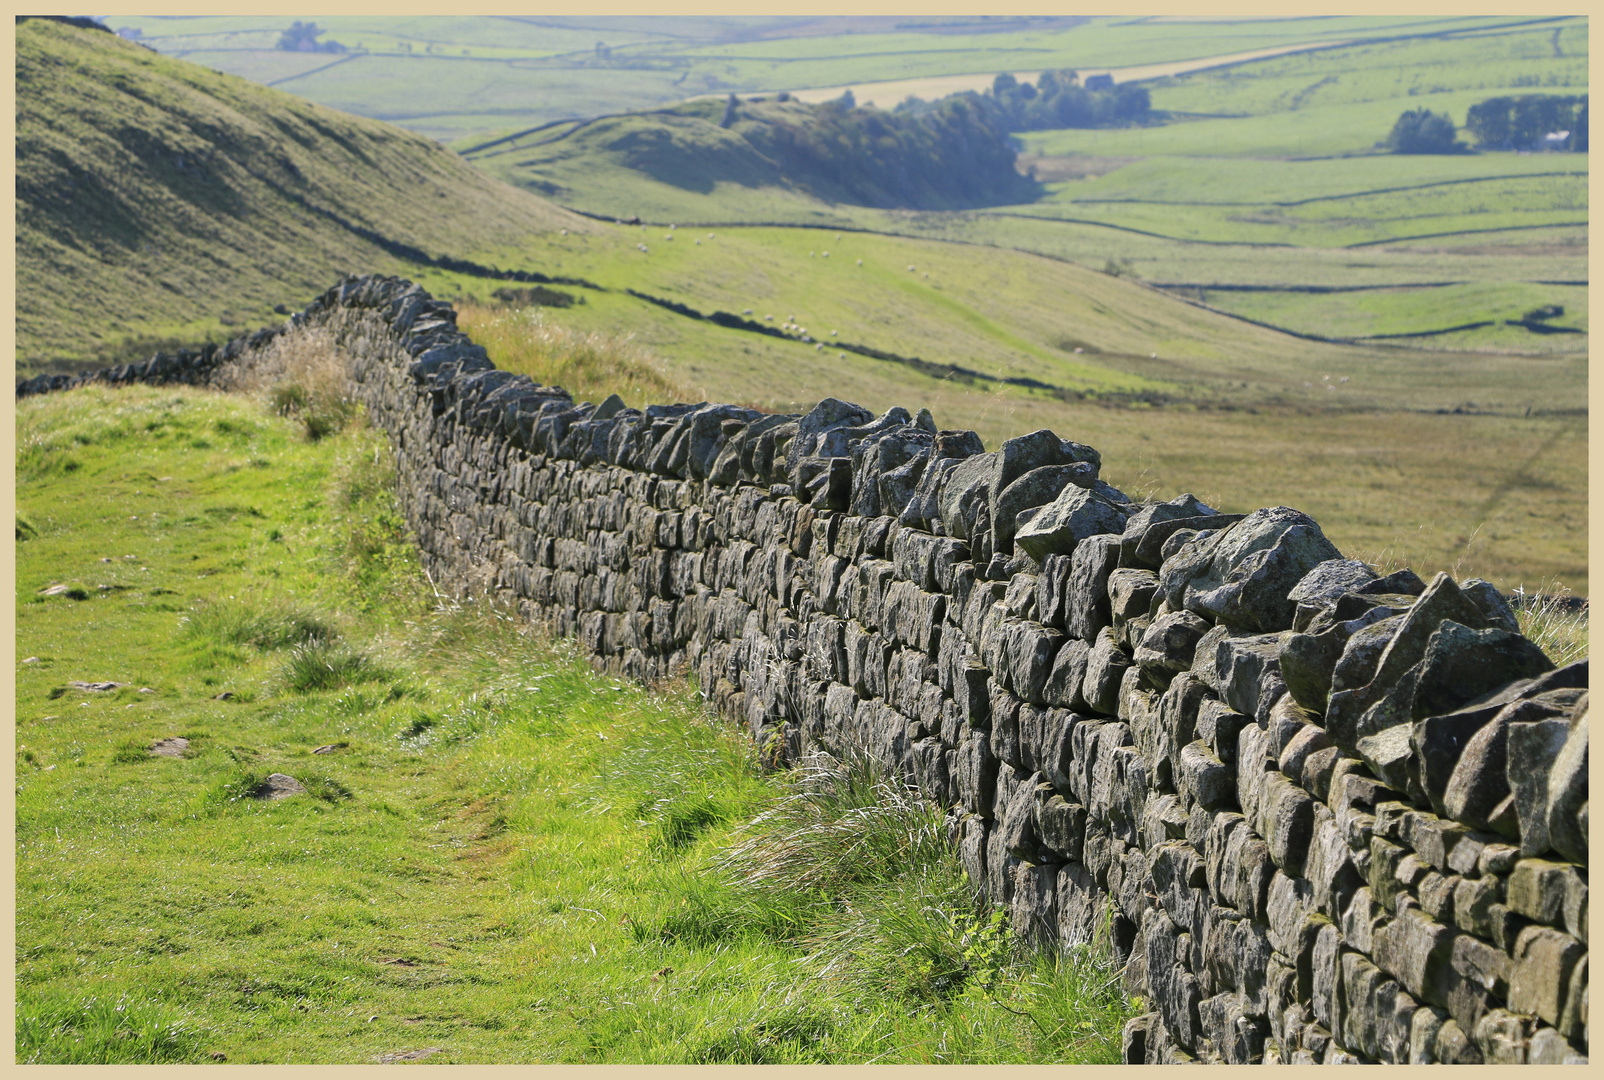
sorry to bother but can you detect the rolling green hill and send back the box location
[478,94,1035,214]
[14,18,1587,595]
[15,18,591,373]
[463,19,1586,355]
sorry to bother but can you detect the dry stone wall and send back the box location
[21,274,1589,1065]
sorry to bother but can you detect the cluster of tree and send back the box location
[895,69,1152,132]
[1384,108,1464,154]
[277,21,346,54]
[1385,94,1589,154]
[1464,94,1588,151]
[735,92,1037,209]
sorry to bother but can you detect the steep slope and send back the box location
[463,95,1035,219]
[15,18,591,373]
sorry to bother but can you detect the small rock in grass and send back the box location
[150,737,189,757]
[377,1048,443,1063]
[254,773,307,799]
[69,680,126,692]
[312,742,349,755]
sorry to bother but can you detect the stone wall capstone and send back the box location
[21,274,1589,1065]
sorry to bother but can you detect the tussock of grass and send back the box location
[456,303,685,408]
[216,328,360,441]
[628,748,1136,1061]
[1512,584,1589,667]
[716,749,948,898]
[109,739,154,766]
[298,775,354,803]
[182,600,337,651]
[280,641,395,694]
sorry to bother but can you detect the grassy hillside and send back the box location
[15,18,590,374]
[113,15,1529,142]
[477,95,1034,215]
[16,384,1134,1063]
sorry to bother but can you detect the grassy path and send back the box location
[15,384,1133,1063]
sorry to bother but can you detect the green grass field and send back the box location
[1141,22,1588,118]
[15,384,1138,1063]
[116,15,1542,141]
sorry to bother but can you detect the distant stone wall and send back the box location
[21,275,1589,1065]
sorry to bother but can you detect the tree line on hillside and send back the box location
[894,69,1152,132]
[730,91,1036,209]
[1385,93,1587,154]
[705,69,1151,210]
[1465,94,1587,151]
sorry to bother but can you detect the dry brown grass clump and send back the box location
[214,327,359,439]
[455,303,685,408]
[1511,585,1590,667]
